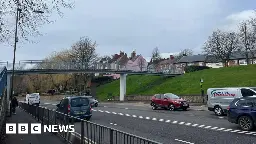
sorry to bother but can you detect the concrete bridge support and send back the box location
[120,74,127,101]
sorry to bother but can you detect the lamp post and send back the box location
[200,78,204,103]
[9,6,44,101]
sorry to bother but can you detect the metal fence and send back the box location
[0,67,8,142]
[19,102,161,144]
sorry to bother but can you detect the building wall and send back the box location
[125,56,148,71]
[206,63,224,68]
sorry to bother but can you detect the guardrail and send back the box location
[19,102,161,144]
[0,66,7,143]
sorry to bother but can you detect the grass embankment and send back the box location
[96,65,256,100]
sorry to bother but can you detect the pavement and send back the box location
[3,107,67,144]
[38,100,256,144]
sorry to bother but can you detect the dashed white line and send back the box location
[159,119,164,122]
[174,139,194,144]
[125,108,129,109]
[185,123,191,126]
[179,122,185,125]
[192,124,198,127]
[165,120,171,123]
[172,121,178,124]
[92,108,256,136]
[204,126,212,129]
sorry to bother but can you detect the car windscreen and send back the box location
[71,98,89,107]
[165,93,180,99]
[250,88,256,92]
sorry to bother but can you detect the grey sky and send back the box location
[1,0,256,62]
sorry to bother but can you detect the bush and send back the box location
[184,65,210,73]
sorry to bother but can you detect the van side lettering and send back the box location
[211,90,235,97]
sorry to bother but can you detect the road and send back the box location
[37,101,256,144]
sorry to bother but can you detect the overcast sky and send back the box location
[1,0,256,62]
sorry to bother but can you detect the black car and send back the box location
[56,96,92,121]
[227,96,256,131]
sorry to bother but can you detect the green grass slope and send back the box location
[96,65,256,100]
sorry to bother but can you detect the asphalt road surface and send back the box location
[37,101,256,144]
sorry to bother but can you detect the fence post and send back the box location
[81,120,84,144]
[110,129,113,144]
[38,107,40,121]
[47,109,50,125]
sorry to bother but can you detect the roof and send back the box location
[116,55,129,65]
[229,50,256,60]
[178,55,207,63]
[130,55,140,62]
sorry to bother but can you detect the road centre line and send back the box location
[92,108,256,136]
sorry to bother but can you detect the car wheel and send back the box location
[151,103,157,110]
[238,116,254,131]
[168,104,175,111]
[214,106,223,116]
[95,103,98,107]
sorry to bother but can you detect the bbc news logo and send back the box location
[6,123,75,134]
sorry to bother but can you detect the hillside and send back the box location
[96,65,256,100]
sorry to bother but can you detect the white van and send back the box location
[207,87,256,116]
[25,93,40,106]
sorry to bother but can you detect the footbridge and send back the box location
[1,60,183,101]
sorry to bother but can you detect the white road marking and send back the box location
[174,139,194,144]
[110,123,113,125]
[217,128,225,131]
[211,127,218,130]
[224,129,232,132]
[44,103,51,105]
[192,124,198,127]
[231,130,240,133]
[218,117,224,119]
[165,120,171,123]
[172,121,178,124]
[91,108,254,136]
[125,108,129,109]
[204,126,211,129]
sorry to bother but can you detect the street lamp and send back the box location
[10,7,44,100]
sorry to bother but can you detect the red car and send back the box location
[150,93,189,111]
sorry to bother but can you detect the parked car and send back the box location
[25,93,40,106]
[227,96,256,131]
[56,96,92,121]
[207,87,256,116]
[85,96,99,107]
[150,93,189,111]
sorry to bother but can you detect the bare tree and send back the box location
[0,0,74,43]
[137,56,146,71]
[203,30,240,67]
[238,20,256,64]
[151,47,161,61]
[69,37,99,91]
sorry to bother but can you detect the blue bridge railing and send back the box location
[0,66,7,97]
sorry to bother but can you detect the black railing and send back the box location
[19,102,161,144]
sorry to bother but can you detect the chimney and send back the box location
[170,55,174,60]
[131,50,136,58]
